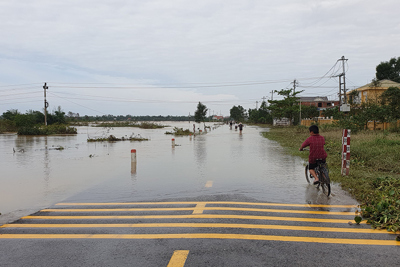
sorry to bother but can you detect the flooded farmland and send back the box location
[0,122,357,225]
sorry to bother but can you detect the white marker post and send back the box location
[131,149,137,174]
[172,138,175,147]
[341,129,351,176]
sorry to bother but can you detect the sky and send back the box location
[1,0,400,117]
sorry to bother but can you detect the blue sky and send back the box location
[1,0,399,116]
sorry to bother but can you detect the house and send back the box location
[347,79,400,104]
[212,115,224,121]
[299,96,340,116]
[299,96,339,109]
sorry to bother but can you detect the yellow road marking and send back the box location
[0,233,398,246]
[205,181,213,187]
[1,223,389,234]
[167,250,189,267]
[21,214,365,224]
[192,203,206,214]
[55,201,357,209]
[40,207,355,216]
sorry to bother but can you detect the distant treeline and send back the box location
[66,114,223,122]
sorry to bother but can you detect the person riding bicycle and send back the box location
[299,125,327,185]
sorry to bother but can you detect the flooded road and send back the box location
[0,122,357,224]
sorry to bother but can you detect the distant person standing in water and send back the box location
[238,123,243,133]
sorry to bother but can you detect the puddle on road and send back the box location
[0,122,357,224]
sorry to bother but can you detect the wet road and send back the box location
[1,122,398,266]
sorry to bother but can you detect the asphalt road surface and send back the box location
[1,195,399,266]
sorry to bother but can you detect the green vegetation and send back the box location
[194,102,208,124]
[1,108,77,135]
[87,134,148,142]
[230,105,247,122]
[268,88,303,125]
[18,124,77,135]
[165,127,193,136]
[376,57,400,83]
[262,126,400,233]
[248,101,273,124]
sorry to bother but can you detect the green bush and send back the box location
[361,176,400,232]
[0,119,17,133]
[165,127,193,136]
[17,124,77,135]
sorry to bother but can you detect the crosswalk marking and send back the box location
[192,203,206,214]
[167,250,189,267]
[20,214,363,224]
[3,201,397,246]
[0,233,398,246]
[205,181,213,187]
[1,223,390,234]
[40,207,356,216]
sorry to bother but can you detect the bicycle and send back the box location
[303,150,331,197]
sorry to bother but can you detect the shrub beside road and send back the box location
[262,126,400,234]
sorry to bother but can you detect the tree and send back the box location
[322,106,344,120]
[376,57,400,83]
[53,106,66,124]
[301,105,319,119]
[194,102,208,124]
[248,101,272,124]
[381,86,400,121]
[230,105,246,122]
[2,109,19,121]
[268,88,302,125]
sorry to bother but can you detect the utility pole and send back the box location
[256,101,258,109]
[338,75,342,111]
[292,79,298,93]
[338,56,348,104]
[43,82,49,126]
[271,90,274,101]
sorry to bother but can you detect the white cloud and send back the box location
[1,0,400,115]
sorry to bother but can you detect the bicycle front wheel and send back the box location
[305,165,311,184]
[320,168,331,196]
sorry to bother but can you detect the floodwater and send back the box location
[0,122,357,224]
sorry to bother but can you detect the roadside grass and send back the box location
[262,126,400,233]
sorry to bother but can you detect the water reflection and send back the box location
[194,136,207,168]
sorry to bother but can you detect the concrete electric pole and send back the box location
[338,56,348,104]
[43,82,49,126]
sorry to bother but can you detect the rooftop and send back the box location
[353,79,400,91]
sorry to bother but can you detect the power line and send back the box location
[0,91,42,98]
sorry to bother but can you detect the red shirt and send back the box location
[301,134,327,163]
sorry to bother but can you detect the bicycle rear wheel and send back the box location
[320,167,331,196]
[305,165,311,184]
